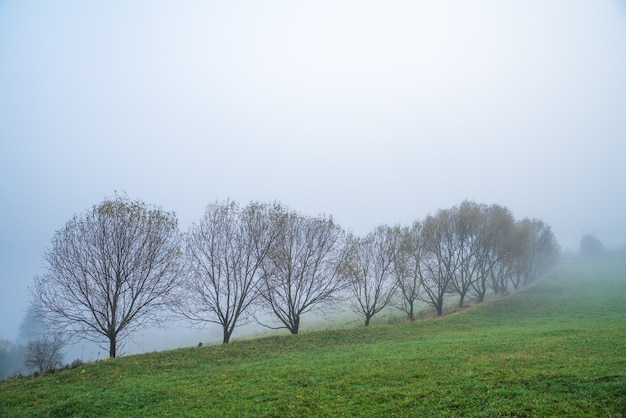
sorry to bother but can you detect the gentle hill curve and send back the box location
[1,255,625,417]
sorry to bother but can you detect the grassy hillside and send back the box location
[1,255,625,417]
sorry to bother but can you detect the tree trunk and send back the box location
[289,316,300,335]
[222,326,232,344]
[109,334,116,358]
[435,298,443,316]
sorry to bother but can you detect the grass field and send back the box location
[1,254,625,417]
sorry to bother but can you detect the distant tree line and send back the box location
[0,303,65,379]
[341,201,559,324]
[25,194,560,360]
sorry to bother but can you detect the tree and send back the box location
[390,223,424,321]
[419,209,462,316]
[580,234,604,256]
[31,195,182,358]
[178,200,280,343]
[530,221,560,280]
[18,301,47,345]
[451,201,483,308]
[503,221,530,290]
[510,218,560,286]
[469,204,515,301]
[343,226,397,326]
[258,207,348,334]
[23,335,65,374]
[0,339,20,379]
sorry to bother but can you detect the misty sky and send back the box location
[1,1,625,342]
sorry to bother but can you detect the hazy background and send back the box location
[1,1,625,351]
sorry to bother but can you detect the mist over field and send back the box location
[1,0,625,367]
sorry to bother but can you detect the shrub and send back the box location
[24,336,65,375]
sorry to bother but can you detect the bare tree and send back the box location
[468,203,515,302]
[451,201,483,307]
[484,215,527,291]
[258,207,348,334]
[419,209,462,316]
[31,194,182,358]
[488,257,515,295]
[489,218,560,291]
[516,218,560,285]
[343,226,397,326]
[390,223,424,321]
[178,200,280,343]
[24,335,65,374]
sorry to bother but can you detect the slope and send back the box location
[1,255,625,417]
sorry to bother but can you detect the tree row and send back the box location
[31,195,559,358]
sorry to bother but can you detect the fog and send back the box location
[1,1,625,360]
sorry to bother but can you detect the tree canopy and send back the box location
[31,194,182,358]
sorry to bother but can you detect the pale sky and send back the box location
[1,1,625,341]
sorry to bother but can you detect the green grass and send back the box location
[1,254,625,417]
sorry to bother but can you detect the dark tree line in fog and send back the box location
[19,195,559,364]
